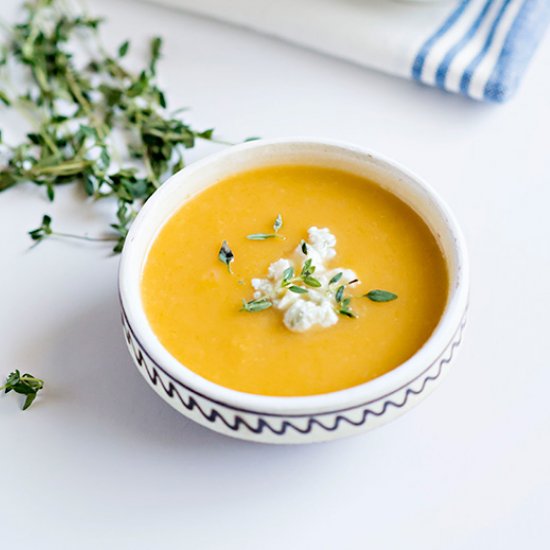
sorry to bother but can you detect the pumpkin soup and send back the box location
[141,165,448,396]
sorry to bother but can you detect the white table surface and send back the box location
[1,1,549,548]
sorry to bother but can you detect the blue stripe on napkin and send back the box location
[484,0,550,101]
[460,0,513,95]
[434,0,494,89]
[411,0,550,102]
[411,0,471,81]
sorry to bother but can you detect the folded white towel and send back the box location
[139,0,550,102]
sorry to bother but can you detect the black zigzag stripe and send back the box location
[123,315,465,436]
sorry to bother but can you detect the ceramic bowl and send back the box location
[118,138,469,444]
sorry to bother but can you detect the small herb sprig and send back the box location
[335,284,398,316]
[280,259,322,294]
[218,240,234,273]
[238,226,399,323]
[0,0,237,252]
[334,280,357,318]
[1,370,44,410]
[29,214,119,246]
[247,214,285,240]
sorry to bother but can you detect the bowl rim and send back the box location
[118,137,469,415]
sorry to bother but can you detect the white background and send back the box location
[1,0,549,548]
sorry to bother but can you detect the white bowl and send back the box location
[118,138,469,444]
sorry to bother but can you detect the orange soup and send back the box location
[141,165,448,396]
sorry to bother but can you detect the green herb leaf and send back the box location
[329,272,343,285]
[23,393,37,410]
[300,258,315,278]
[246,233,278,240]
[338,309,357,318]
[149,36,162,75]
[365,290,398,302]
[241,298,272,312]
[335,285,345,303]
[301,241,308,255]
[0,370,44,410]
[289,285,308,294]
[195,128,214,140]
[218,240,234,273]
[0,89,11,106]
[303,276,322,288]
[118,40,130,58]
[281,266,294,286]
[28,214,53,242]
[273,213,283,233]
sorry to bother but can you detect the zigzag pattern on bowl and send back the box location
[121,310,466,437]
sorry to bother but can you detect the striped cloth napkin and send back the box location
[142,0,550,102]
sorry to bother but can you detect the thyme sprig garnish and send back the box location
[247,214,286,240]
[0,0,235,252]
[238,227,398,323]
[280,258,321,291]
[335,284,356,318]
[1,370,44,410]
[300,258,322,287]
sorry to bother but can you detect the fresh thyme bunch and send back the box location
[0,0,227,252]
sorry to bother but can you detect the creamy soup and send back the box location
[141,165,448,396]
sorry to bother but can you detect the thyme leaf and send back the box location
[281,266,294,286]
[241,298,272,312]
[302,276,322,288]
[118,40,130,58]
[218,241,234,273]
[273,213,283,233]
[300,258,315,278]
[365,290,398,302]
[289,285,308,294]
[338,308,356,318]
[246,233,279,240]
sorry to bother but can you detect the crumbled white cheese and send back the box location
[305,226,337,260]
[268,258,293,280]
[284,300,339,332]
[250,227,359,333]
